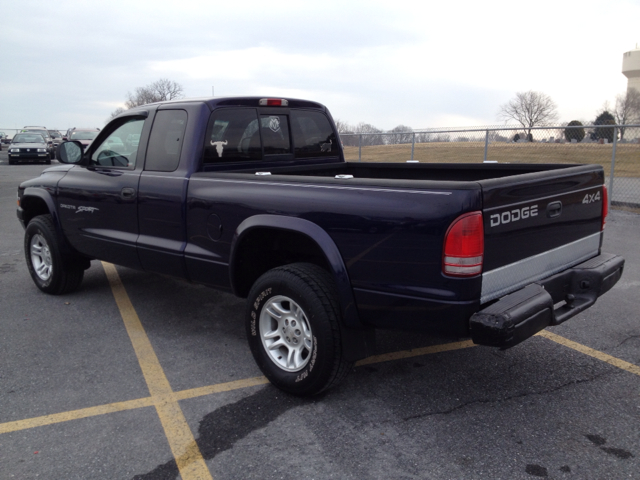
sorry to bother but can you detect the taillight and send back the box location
[259,98,289,106]
[602,185,608,231]
[443,211,484,277]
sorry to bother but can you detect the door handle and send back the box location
[92,168,123,177]
[546,201,562,218]
[120,187,136,199]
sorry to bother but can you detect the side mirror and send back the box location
[57,141,85,164]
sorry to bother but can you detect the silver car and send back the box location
[8,133,51,165]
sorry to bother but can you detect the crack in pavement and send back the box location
[613,334,640,349]
[401,371,612,422]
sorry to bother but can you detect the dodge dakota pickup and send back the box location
[17,96,624,395]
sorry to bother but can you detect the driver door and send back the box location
[57,114,150,269]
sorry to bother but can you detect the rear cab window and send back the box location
[202,105,339,169]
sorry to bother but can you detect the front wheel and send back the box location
[246,263,352,396]
[24,214,85,294]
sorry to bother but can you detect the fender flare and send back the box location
[21,187,58,226]
[20,187,75,257]
[231,214,362,329]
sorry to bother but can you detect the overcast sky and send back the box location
[1,0,638,133]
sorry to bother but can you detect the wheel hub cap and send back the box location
[259,296,313,372]
[30,234,53,281]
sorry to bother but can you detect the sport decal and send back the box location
[77,206,99,214]
[60,204,99,214]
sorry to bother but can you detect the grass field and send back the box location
[343,142,640,177]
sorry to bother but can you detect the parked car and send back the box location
[124,133,140,152]
[66,128,100,148]
[8,133,51,164]
[49,130,63,145]
[21,127,55,157]
[104,136,126,153]
[48,130,63,155]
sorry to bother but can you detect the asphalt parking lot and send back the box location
[1,150,639,480]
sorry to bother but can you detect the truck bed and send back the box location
[189,161,605,334]
[229,161,584,182]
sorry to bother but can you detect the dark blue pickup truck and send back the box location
[17,96,624,395]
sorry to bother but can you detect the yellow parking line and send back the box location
[0,378,269,436]
[537,330,640,377]
[102,262,212,480]
[174,376,269,401]
[0,342,475,436]
[0,397,154,435]
[2,325,638,442]
[355,339,476,366]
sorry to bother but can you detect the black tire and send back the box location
[24,214,85,294]
[246,263,353,396]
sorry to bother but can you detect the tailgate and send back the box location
[479,165,605,304]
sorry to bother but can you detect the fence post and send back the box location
[484,130,489,162]
[358,134,362,162]
[608,127,618,209]
[411,132,415,161]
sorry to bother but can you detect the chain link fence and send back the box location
[340,124,640,211]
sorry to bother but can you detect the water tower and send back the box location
[622,46,640,92]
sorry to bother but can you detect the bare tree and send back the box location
[386,125,414,145]
[354,122,384,146]
[335,120,357,146]
[613,88,640,140]
[497,91,559,139]
[108,107,127,121]
[110,79,185,118]
[125,78,184,108]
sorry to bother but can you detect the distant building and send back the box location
[622,46,640,92]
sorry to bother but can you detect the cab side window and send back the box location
[203,109,261,164]
[291,110,338,158]
[91,117,145,168]
[145,110,188,172]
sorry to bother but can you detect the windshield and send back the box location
[13,134,45,144]
[22,129,48,137]
[70,131,99,141]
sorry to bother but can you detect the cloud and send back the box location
[1,0,639,130]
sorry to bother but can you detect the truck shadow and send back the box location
[133,386,305,480]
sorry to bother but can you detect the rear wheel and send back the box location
[246,263,352,396]
[24,214,85,294]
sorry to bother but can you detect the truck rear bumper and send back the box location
[469,253,624,349]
